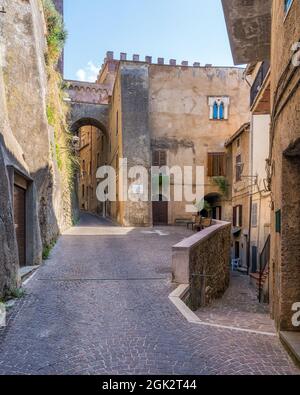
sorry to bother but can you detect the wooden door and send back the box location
[14,185,26,267]
[153,195,168,226]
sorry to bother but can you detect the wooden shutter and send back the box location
[153,151,167,167]
[239,205,243,227]
[159,151,167,166]
[207,154,213,177]
[233,206,237,226]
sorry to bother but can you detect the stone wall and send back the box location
[172,221,231,310]
[0,0,74,297]
[269,0,300,331]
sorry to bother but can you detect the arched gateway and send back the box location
[65,80,110,216]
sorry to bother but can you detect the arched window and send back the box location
[219,102,224,120]
[213,102,219,120]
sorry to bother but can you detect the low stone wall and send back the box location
[172,221,231,310]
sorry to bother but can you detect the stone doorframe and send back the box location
[7,166,42,268]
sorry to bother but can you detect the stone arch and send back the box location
[69,102,109,139]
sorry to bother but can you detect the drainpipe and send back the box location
[247,195,252,275]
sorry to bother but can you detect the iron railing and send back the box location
[258,234,271,303]
[250,61,270,107]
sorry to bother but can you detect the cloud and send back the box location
[75,61,100,82]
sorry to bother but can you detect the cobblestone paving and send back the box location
[196,273,276,334]
[0,214,299,375]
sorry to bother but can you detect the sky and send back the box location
[64,0,234,82]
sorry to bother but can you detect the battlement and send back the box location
[66,80,110,105]
[103,51,213,68]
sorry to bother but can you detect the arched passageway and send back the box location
[71,118,109,217]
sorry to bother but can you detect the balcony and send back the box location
[250,61,270,107]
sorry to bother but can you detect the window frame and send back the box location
[207,152,226,177]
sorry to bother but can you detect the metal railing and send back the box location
[250,61,270,107]
[258,234,271,303]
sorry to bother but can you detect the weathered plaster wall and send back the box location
[0,0,74,296]
[149,65,250,224]
[119,63,152,226]
[270,0,300,330]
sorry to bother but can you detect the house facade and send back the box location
[222,0,300,350]
[95,54,250,227]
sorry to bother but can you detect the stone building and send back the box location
[225,123,251,272]
[78,125,106,213]
[91,53,250,227]
[0,0,74,297]
[222,0,300,356]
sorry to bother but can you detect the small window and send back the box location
[275,210,281,233]
[213,102,219,120]
[233,205,243,227]
[236,154,243,182]
[207,153,226,177]
[152,151,167,167]
[219,102,224,120]
[97,153,100,168]
[82,184,85,198]
[252,203,258,227]
[116,111,119,135]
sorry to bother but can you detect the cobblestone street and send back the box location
[0,214,299,375]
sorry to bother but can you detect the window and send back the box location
[152,151,167,167]
[275,210,281,233]
[207,153,226,177]
[82,160,86,172]
[233,205,243,227]
[284,0,293,13]
[236,154,243,182]
[213,102,219,120]
[102,135,104,152]
[82,184,85,198]
[252,203,258,227]
[116,111,119,135]
[219,102,224,120]
[209,97,230,120]
[97,153,100,168]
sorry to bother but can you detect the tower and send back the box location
[52,0,64,75]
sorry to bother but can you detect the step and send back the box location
[280,331,300,365]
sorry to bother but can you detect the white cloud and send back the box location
[75,61,100,82]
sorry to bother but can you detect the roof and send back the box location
[225,123,250,147]
[221,0,272,65]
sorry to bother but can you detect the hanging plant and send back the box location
[213,176,229,196]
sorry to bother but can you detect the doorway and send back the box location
[153,195,168,225]
[13,185,26,267]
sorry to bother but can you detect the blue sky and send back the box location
[64,0,233,81]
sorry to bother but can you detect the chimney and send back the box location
[133,54,140,62]
[145,56,152,64]
[181,61,189,67]
[158,58,164,65]
[205,63,212,68]
[169,59,176,66]
[193,62,201,67]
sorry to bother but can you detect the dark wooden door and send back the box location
[153,195,168,225]
[14,185,26,267]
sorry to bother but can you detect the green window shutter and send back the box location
[275,210,281,234]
